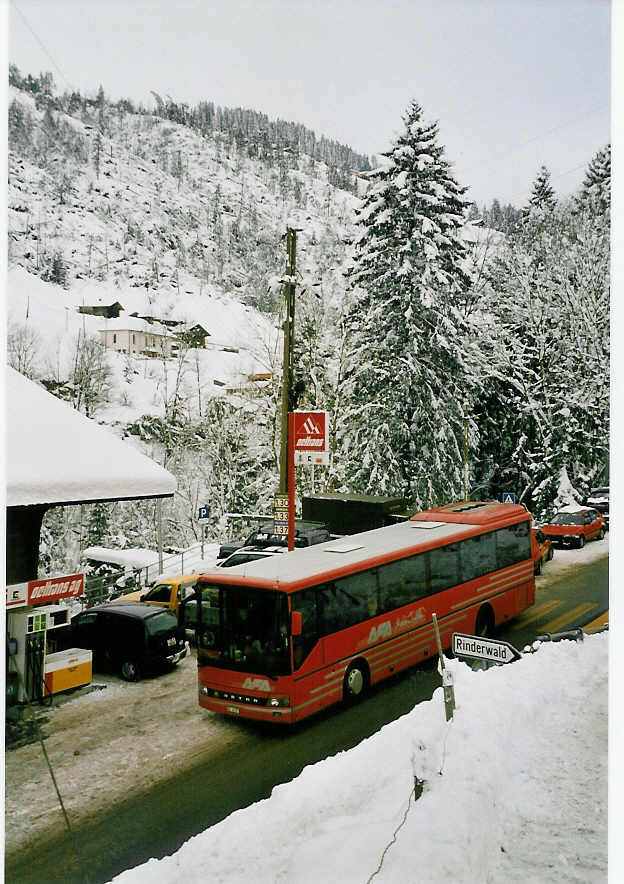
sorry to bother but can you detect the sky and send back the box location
[6,0,612,208]
[108,631,611,884]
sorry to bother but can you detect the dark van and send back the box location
[69,602,188,681]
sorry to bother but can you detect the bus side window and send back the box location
[496,521,530,569]
[378,554,427,612]
[429,543,461,594]
[321,571,377,632]
[291,588,319,667]
[460,532,497,581]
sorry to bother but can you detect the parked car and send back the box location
[116,574,200,625]
[217,545,285,568]
[531,528,553,575]
[217,520,330,559]
[541,506,606,549]
[585,486,609,528]
[67,601,188,681]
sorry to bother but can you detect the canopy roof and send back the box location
[6,367,176,508]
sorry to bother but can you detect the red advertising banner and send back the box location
[6,573,85,608]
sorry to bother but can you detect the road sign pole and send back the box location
[432,613,455,721]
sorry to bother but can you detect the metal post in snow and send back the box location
[157,499,164,573]
[432,612,455,721]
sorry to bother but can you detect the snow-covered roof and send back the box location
[6,367,176,507]
[100,316,173,335]
[82,546,160,569]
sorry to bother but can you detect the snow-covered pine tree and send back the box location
[576,144,610,214]
[337,100,473,507]
[476,194,609,515]
[525,164,557,214]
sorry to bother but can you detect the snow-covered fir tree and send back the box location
[576,144,610,214]
[525,164,557,214]
[474,195,609,514]
[336,100,474,506]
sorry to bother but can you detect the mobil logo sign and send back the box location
[293,410,329,465]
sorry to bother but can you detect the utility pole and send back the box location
[279,227,297,493]
[463,401,469,501]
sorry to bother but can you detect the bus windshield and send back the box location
[197,584,290,677]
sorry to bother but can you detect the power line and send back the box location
[462,102,609,179]
[12,2,73,91]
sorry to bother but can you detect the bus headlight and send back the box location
[268,695,290,707]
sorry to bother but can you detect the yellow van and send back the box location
[117,574,200,623]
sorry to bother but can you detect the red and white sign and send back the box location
[6,572,86,608]
[293,411,329,465]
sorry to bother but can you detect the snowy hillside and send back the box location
[7,80,361,424]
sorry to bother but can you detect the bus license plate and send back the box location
[226,705,240,715]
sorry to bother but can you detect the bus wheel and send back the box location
[475,606,494,638]
[343,661,369,703]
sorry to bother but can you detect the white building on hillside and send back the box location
[98,317,176,358]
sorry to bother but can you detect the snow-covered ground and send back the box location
[110,632,610,884]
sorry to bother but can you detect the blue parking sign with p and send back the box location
[198,505,209,521]
[502,493,516,504]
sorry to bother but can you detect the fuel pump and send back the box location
[5,573,92,704]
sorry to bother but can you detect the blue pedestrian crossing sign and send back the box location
[501,493,516,504]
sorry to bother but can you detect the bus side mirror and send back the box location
[291,611,303,636]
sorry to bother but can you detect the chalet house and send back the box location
[78,301,124,318]
[129,315,210,350]
[176,323,210,348]
[98,317,176,358]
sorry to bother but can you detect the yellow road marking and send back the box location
[510,599,561,630]
[542,602,596,634]
[584,611,609,633]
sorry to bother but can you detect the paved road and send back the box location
[5,553,608,884]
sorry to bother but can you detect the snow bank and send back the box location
[110,633,608,884]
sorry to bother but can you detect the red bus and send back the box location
[194,501,535,724]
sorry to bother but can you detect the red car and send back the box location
[541,506,606,549]
[531,528,553,574]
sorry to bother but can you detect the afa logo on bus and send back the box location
[368,621,392,643]
[243,677,271,691]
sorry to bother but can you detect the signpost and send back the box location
[452,632,522,665]
[286,410,330,550]
[292,410,329,465]
[197,506,210,557]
